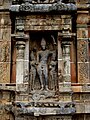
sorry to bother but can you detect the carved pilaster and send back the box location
[16,41,25,84]
[58,32,63,83]
[62,41,71,82]
[24,33,30,83]
[60,41,72,93]
[16,41,25,59]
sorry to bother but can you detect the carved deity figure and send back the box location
[49,51,57,90]
[37,38,52,90]
[30,51,37,90]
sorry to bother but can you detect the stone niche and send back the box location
[15,14,64,103]
[13,13,73,103]
[24,31,58,102]
[9,0,76,119]
[29,31,58,91]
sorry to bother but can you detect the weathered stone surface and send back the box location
[0,0,3,6]
[77,39,89,83]
[85,115,90,120]
[77,40,88,62]
[16,84,28,93]
[10,2,77,12]
[25,25,61,31]
[0,28,11,41]
[2,91,10,102]
[82,84,90,91]
[78,63,89,83]
[85,102,90,113]
[24,15,62,31]
[72,93,80,101]
[0,41,11,62]
[16,94,29,101]
[59,82,72,92]
[24,40,29,83]
[75,103,85,113]
[25,15,62,26]
[77,28,88,39]
[0,62,10,83]
[77,14,89,24]
[16,41,25,84]
[9,101,75,116]
[0,12,11,27]
[72,86,82,92]
[76,0,88,4]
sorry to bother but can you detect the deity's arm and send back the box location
[51,35,56,45]
[37,51,40,63]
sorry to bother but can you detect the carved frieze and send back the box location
[10,1,77,12]
[8,101,75,116]
[24,15,62,31]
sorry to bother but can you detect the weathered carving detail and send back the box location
[78,63,89,83]
[30,51,37,90]
[29,35,57,92]
[77,40,88,62]
[37,38,52,90]
[16,41,25,59]
[23,0,57,3]
[19,2,76,12]
[62,42,71,82]
[49,51,57,90]
[7,101,75,116]
[10,1,77,12]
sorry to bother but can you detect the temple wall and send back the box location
[0,0,90,120]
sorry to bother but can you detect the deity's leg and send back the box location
[32,70,36,90]
[44,68,49,90]
[40,76,44,90]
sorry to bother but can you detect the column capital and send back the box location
[61,41,71,46]
[16,41,25,48]
[16,41,25,59]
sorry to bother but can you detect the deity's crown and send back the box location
[41,38,46,46]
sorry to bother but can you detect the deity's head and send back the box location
[41,38,46,50]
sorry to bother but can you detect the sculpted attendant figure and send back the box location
[49,51,57,90]
[30,51,37,90]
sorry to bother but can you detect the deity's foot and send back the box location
[45,86,49,91]
[40,87,44,91]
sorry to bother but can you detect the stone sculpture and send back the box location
[37,38,51,90]
[30,50,37,90]
[49,51,57,90]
